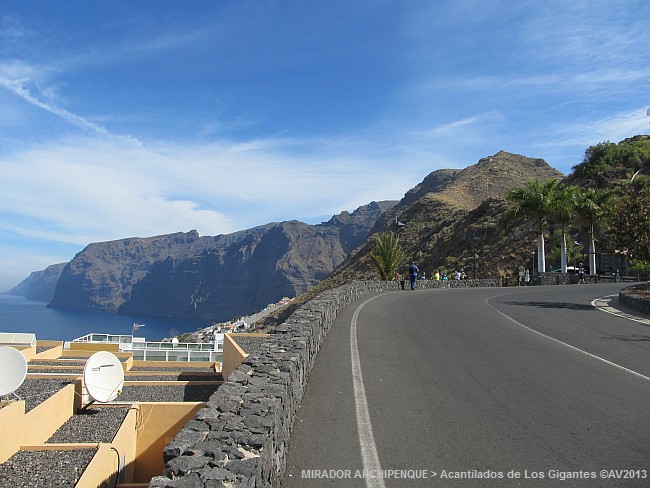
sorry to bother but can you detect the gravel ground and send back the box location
[35,346,56,354]
[27,368,83,375]
[0,448,97,487]
[47,407,130,444]
[117,384,218,402]
[232,335,268,355]
[129,365,216,372]
[124,374,220,381]
[63,355,128,362]
[29,360,87,366]
[14,379,73,412]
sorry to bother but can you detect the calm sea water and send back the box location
[0,294,209,341]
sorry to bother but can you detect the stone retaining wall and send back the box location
[150,279,499,488]
[400,278,501,289]
[619,285,650,316]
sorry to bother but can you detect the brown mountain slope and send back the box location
[403,151,561,211]
[323,151,563,285]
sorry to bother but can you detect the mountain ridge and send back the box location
[10,201,395,322]
[9,148,599,323]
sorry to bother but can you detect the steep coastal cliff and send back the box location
[42,201,394,322]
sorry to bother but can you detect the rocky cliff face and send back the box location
[15,150,570,322]
[7,263,67,302]
[46,201,394,322]
[325,151,564,284]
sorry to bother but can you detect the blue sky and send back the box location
[1,0,648,291]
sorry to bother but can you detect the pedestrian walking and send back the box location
[409,262,419,290]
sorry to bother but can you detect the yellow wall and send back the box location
[22,383,75,445]
[131,360,216,370]
[34,341,63,359]
[133,402,205,483]
[19,346,38,361]
[111,407,138,483]
[69,342,120,352]
[0,400,25,463]
[36,340,63,347]
[221,333,269,379]
[70,407,141,487]
[75,444,118,488]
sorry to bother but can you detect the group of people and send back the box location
[397,262,468,290]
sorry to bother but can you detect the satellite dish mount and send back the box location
[83,351,124,408]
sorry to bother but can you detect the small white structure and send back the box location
[70,333,223,362]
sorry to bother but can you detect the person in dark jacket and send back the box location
[408,262,419,290]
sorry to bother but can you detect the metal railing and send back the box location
[72,333,133,344]
[71,332,224,363]
[129,349,222,362]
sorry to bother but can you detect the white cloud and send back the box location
[414,111,504,137]
[0,60,142,145]
[0,133,428,254]
[551,108,650,148]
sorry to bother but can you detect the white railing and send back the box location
[72,333,133,344]
[129,349,222,362]
[70,332,224,363]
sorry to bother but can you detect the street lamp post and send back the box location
[395,216,405,235]
[531,248,536,275]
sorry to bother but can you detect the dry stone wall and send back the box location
[619,285,650,315]
[150,279,499,488]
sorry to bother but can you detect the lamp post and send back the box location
[531,248,536,276]
[395,216,405,235]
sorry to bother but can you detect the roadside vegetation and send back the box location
[503,136,649,278]
[368,232,406,280]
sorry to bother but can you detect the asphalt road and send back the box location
[282,283,650,487]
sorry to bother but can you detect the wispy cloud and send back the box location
[0,133,427,253]
[414,111,504,137]
[1,0,648,290]
[0,61,142,145]
[548,108,649,148]
[0,14,35,53]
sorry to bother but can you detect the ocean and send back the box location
[0,294,209,342]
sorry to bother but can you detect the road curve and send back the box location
[282,283,650,487]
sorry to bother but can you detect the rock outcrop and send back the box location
[45,201,395,322]
[325,151,564,285]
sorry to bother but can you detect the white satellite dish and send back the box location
[0,346,28,396]
[83,351,124,403]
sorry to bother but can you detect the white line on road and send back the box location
[485,296,650,383]
[592,294,650,325]
[350,294,387,488]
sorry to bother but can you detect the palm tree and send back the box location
[369,232,406,280]
[549,186,579,273]
[505,178,558,273]
[575,188,613,276]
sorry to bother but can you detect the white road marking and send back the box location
[592,294,650,325]
[350,294,387,488]
[485,296,650,383]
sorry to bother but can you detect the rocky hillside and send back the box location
[324,151,563,285]
[14,137,646,326]
[27,201,395,322]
